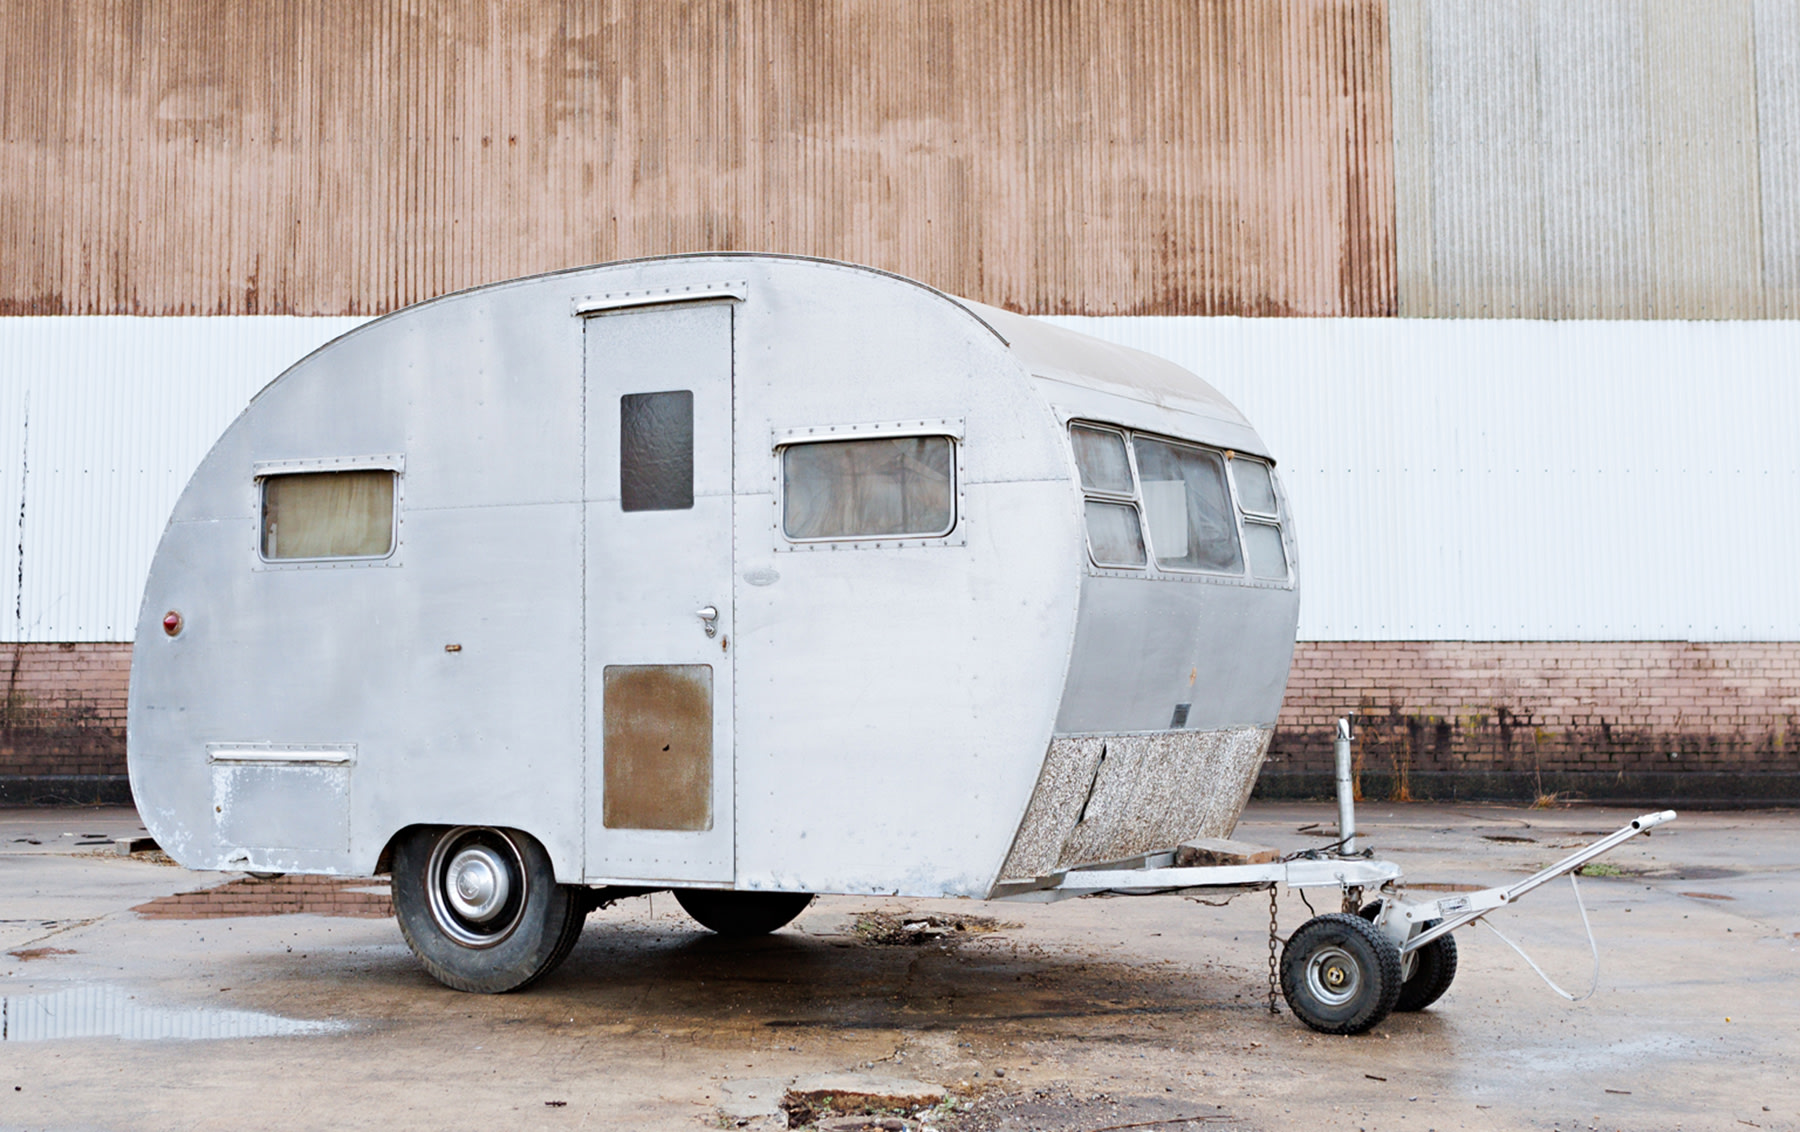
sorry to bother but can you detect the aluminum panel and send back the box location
[1045,315,1800,641]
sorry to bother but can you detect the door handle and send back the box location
[696,605,719,638]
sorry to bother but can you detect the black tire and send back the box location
[673,889,814,937]
[1279,912,1403,1035]
[392,826,584,993]
[1358,902,1459,1012]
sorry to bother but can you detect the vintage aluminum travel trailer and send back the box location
[129,254,1666,1033]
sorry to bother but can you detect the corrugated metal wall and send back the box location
[1391,0,1800,319]
[6,315,1799,643]
[1047,316,1800,641]
[0,0,1394,319]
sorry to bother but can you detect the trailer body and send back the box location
[128,255,1300,900]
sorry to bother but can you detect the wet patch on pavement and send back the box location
[1,983,349,1041]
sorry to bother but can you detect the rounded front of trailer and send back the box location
[981,313,1303,885]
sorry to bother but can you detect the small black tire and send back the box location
[392,825,584,993]
[673,889,814,937]
[1280,912,1403,1035]
[1358,902,1459,1012]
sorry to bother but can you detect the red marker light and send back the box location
[162,611,183,637]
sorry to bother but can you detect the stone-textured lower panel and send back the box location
[998,726,1272,883]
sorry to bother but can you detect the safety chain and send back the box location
[1266,884,1281,1014]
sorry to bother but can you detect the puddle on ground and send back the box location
[2,984,349,1041]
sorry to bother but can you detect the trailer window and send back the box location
[1069,424,1133,495]
[1229,456,1278,516]
[1083,501,1147,567]
[620,390,694,511]
[1133,439,1243,573]
[1244,520,1288,579]
[1229,456,1288,579]
[781,436,955,540]
[260,470,396,560]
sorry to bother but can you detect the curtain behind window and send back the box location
[783,437,954,539]
[262,470,395,559]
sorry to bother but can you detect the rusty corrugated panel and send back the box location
[0,0,1395,318]
[1391,0,1796,319]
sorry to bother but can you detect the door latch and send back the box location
[696,605,719,638]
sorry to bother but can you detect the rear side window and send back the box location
[1068,424,1146,568]
[781,436,956,540]
[1069,424,1134,494]
[1230,456,1288,580]
[1066,422,1289,582]
[261,470,396,560]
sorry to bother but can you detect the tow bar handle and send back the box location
[1398,810,1676,954]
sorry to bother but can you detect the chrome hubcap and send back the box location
[446,847,511,923]
[425,827,529,949]
[1306,945,1362,1007]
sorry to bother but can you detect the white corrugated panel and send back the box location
[0,317,367,641]
[5,315,1799,643]
[1044,316,1800,641]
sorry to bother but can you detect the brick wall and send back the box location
[0,643,132,778]
[132,875,393,920]
[1265,641,1800,802]
[6,639,1800,804]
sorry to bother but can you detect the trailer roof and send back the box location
[953,298,1265,454]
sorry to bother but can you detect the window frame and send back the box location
[1066,420,1293,586]
[1131,433,1245,576]
[251,454,405,571]
[771,419,966,552]
[1068,423,1148,571]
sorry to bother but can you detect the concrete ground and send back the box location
[1,802,1795,1132]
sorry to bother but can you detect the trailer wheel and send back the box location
[1358,902,1458,1012]
[392,826,585,993]
[1279,913,1403,1035]
[673,889,814,937]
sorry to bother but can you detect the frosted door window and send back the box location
[1083,501,1147,567]
[261,471,395,559]
[782,436,955,539]
[620,390,695,511]
[1133,439,1243,573]
[1069,425,1133,494]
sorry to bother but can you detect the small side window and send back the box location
[1229,456,1288,580]
[1243,521,1288,579]
[1069,423,1146,570]
[1229,456,1279,516]
[1069,424,1134,495]
[781,436,955,540]
[261,470,396,560]
[1084,500,1147,567]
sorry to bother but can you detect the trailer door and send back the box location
[581,298,736,884]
